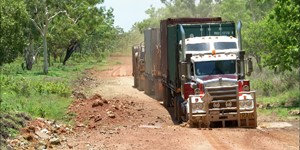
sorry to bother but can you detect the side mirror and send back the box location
[246,58,253,76]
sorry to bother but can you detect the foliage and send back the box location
[265,0,299,71]
[0,0,118,73]
[0,0,28,66]
[244,0,299,72]
[250,68,299,96]
[113,27,143,54]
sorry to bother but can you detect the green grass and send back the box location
[0,54,108,122]
[257,88,299,120]
[250,68,300,120]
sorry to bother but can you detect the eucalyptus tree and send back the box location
[25,0,66,74]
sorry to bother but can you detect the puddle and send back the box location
[139,125,162,129]
[258,122,292,129]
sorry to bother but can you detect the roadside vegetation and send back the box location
[250,68,299,120]
[0,55,108,143]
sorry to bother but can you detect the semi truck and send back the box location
[133,17,257,128]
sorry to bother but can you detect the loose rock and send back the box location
[289,110,300,115]
[92,100,103,107]
[50,137,61,145]
[107,111,116,118]
[94,115,102,122]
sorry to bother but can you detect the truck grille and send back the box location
[205,85,238,113]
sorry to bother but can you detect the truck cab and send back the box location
[179,35,257,128]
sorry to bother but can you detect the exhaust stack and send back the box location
[179,24,186,62]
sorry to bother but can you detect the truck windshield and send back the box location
[214,42,237,50]
[195,60,236,76]
[186,43,210,51]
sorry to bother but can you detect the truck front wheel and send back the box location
[175,96,183,123]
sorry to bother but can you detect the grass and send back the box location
[0,54,108,121]
[249,68,300,120]
[257,88,299,120]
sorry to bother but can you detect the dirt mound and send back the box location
[68,94,145,131]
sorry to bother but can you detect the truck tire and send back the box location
[175,96,183,123]
[133,73,139,88]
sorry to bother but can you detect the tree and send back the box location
[265,0,299,71]
[48,1,116,64]
[213,0,251,24]
[244,0,299,72]
[243,20,273,72]
[0,0,28,66]
[26,0,66,74]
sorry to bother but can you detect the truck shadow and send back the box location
[143,92,180,125]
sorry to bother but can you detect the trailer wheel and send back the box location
[137,75,144,91]
[144,77,150,94]
[133,72,139,88]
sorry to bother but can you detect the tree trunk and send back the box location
[43,5,49,74]
[25,38,35,70]
[255,55,263,72]
[43,34,48,74]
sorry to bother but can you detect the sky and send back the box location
[101,0,164,32]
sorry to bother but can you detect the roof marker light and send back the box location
[212,49,216,55]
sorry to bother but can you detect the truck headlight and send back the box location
[192,103,204,110]
[191,102,205,113]
[192,103,198,110]
[239,100,254,110]
[225,101,232,107]
[213,102,220,108]
[239,101,245,108]
[245,100,253,109]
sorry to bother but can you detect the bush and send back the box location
[250,69,299,96]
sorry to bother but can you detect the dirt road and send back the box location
[56,55,298,150]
